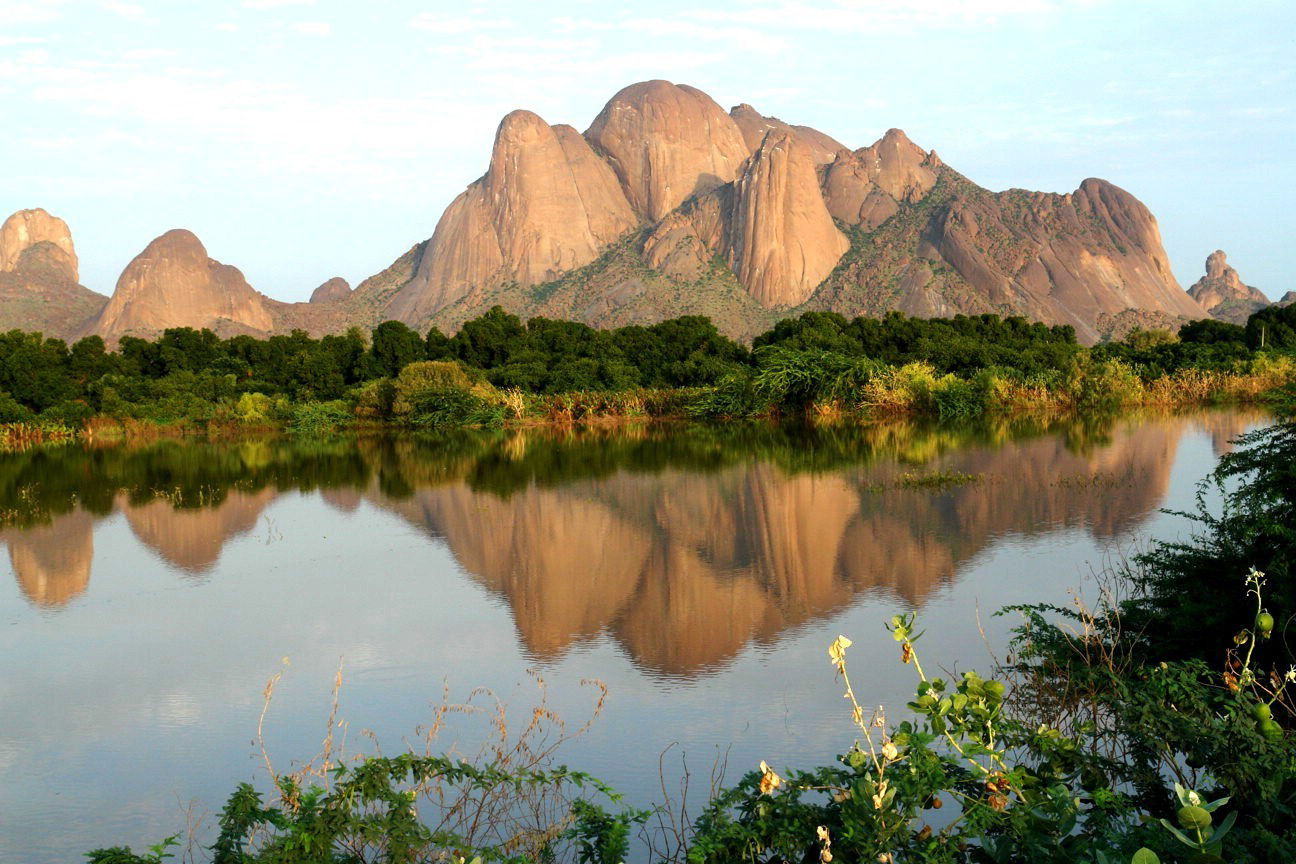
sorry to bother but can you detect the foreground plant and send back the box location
[688,573,1296,864]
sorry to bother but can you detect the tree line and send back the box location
[0,303,1291,425]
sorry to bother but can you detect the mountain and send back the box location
[0,209,108,340]
[1186,250,1271,324]
[1278,292,1296,308]
[91,229,277,340]
[356,79,1206,343]
[5,81,1217,344]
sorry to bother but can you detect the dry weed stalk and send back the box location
[252,662,610,862]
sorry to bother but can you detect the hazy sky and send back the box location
[2,0,1293,302]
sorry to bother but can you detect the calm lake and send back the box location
[0,409,1269,861]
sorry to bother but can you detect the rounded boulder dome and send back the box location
[310,276,352,303]
[584,80,750,221]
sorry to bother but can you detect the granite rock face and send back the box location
[0,208,78,282]
[0,208,107,339]
[822,128,940,229]
[729,102,846,165]
[384,109,638,322]
[1186,250,1270,324]
[645,130,849,307]
[93,229,274,340]
[584,80,750,222]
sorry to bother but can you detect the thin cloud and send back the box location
[292,20,330,37]
[409,12,512,34]
[101,1,145,18]
[242,0,313,8]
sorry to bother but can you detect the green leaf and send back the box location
[1131,848,1161,864]
[1210,810,1238,844]
[1159,818,1199,849]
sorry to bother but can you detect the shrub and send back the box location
[0,389,33,423]
[234,392,275,424]
[408,387,505,429]
[391,360,497,419]
[352,378,396,421]
[287,401,351,436]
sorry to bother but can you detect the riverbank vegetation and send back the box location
[83,398,1296,863]
[1,305,1294,441]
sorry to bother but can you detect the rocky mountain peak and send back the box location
[822,128,940,229]
[93,228,274,340]
[584,79,750,221]
[0,208,78,283]
[310,276,352,303]
[1205,249,1233,280]
[728,102,846,165]
[1186,249,1269,323]
[384,104,637,323]
[643,129,848,308]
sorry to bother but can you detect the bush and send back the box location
[352,378,396,421]
[234,392,275,424]
[408,388,505,429]
[288,401,351,436]
[391,360,496,419]
[0,389,33,423]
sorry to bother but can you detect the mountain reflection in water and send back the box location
[0,410,1261,674]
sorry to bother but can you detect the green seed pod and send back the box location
[1261,718,1284,740]
[1253,702,1273,722]
[1257,611,1275,635]
[1176,804,1212,831]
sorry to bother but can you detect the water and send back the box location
[0,410,1269,860]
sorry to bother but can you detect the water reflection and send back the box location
[0,410,1261,673]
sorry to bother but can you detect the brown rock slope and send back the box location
[0,209,107,339]
[1185,250,1270,325]
[359,80,1205,343]
[821,128,940,229]
[92,229,276,340]
[810,171,1206,342]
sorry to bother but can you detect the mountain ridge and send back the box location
[5,79,1264,345]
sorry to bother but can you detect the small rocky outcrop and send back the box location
[729,103,846,165]
[1277,291,1296,308]
[310,276,352,303]
[93,229,274,340]
[0,208,78,282]
[584,80,750,221]
[1186,250,1270,324]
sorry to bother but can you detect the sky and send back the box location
[2,0,1293,303]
